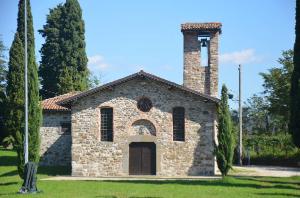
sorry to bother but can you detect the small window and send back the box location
[173,107,185,141]
[101,108,113,141]
[137,97,153,112]
[61,122,71,135]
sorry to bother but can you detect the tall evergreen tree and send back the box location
[39,5,63,98]
[215,85,235,177]
[39,0,89,99]
[6,33,25,177]
[290,0,300,148]
[6,0,41,178]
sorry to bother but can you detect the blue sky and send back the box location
[0,0,295,108]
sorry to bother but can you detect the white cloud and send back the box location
[220,49,261,65]
[88,55,110,73]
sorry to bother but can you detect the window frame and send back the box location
[100,107,114,142]
[172,107,185,141]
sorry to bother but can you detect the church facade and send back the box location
[39,23,222,176]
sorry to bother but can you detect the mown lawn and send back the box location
[0,148,299,198]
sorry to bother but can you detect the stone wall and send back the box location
[183,30,219,97]
[71,78,217,177]
[40,111,71,166]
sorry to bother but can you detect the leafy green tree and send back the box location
[215,85,235,176]
[6,0,41,178]
[290,0,300,148]
[0,35,8,143]
[88,74,101,89]
[231,107,251,135]
[39,0,89,99]
[246,94,270,133]
[260,50,293,131]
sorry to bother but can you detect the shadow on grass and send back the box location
[239,176,300,186]
[0,181,18,186]
[255,193,300,197]
[95,196,117,198]
[0,169,18,177]
[0,148,71,176]
[129,197,162,198]
[0,156,17,166]
[96,196,162,198]
[98,177,299,191]
[0,166,71,178]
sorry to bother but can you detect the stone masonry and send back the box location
[39,22,221,177]
[71,77,218,177]
[40,111,71,166]
[182,23,221,97]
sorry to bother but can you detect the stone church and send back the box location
[40,23,222,177]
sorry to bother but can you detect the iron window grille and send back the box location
[137,97,153,112]
[173,107,185,141]
[101,108,113,141]
[60,122,71,135]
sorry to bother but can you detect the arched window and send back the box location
[101,107,113,141]
[173,107,185,141]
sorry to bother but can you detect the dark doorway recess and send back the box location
[129,142,156,175]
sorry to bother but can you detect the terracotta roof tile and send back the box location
[42,92,81,111]
[181,22,222,33]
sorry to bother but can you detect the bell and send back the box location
[201,39,207,47]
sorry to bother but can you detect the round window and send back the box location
[137,97,153,112]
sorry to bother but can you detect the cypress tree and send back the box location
[39,5,63,98]
[215,85,235,177]
[58,67,74,93]
[6,33,25,177]
[39,0,89,98]
[290,0,300,148]
[59,0,89,92]
[6,0,41,177]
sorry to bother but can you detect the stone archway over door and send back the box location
[129,142,156,175]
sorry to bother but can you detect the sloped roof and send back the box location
[181,22,222,33]
[42,92,81,111]
[57,70,219,106]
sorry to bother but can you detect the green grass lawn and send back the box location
[0,148,299,198]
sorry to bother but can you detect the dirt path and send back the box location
[232,165,300,177]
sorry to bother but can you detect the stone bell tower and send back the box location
[181,23,222,97]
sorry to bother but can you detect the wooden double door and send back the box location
[129,142,156,175]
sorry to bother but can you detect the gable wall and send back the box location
[71,78,217,176]
[40,111,71,166]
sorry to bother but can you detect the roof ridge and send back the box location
[57,71,220,106]
[43,91,81,101]
[42,91,81,111]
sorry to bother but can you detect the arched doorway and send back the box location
[129,142,156,175]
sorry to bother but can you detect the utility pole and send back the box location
[24,0,29,164]
[238,64,242,166]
